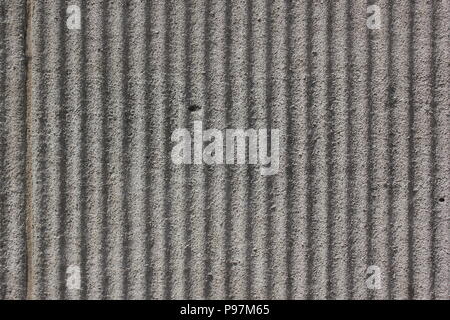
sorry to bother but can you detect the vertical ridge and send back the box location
[367,0,390,300]
[227,0,250,299]
[268,0,289,299]
[328,0,350,299]
[83,0,108,299]
[104,0,126,299]
[41,0,65,299]
[165,0,188,299]
[388,0,410,299]
[287,0,308,299]
[185,0,208,300]
[347,0,369,299]
[29,0,47,299]
[430,0,449,300]
[410,0,434,299]
[126,0,149,299]
[203,0,228,299]
[247,0,270,300]
[307,0,330,299]
[62,0,83,300]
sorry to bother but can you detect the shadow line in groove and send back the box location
[223,0,232,299]
[325,0,334,299]
[407,0,416,300]
[38,1,51,298]
[184,0,193,300]
[386,0,394,300]
[344,0,354,300]
[79,0,88,300]
[264,0,274,300]
[24,0,35,300]
[99,0,109,299]
[429,0,438,300]
[244,0,254,300]
[203,0,214,300]
[304,0,314,300]
[57,0,68,300]
[121,0,130,300]
[0,0,7,300]
[162,0,172,299]
[365,0,375,300]
[144,0,153,300]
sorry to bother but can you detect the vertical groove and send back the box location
[12,0,450,300]
[147,0,167,299]
[162,0,172,299]
[223,0,232,299]
[0,0,6,300]
[78,0,87,300]
[244,0,254,299]
[183,0,194,300]
[366,0,375,300]
[263,0,274,299]
[344,0,354,299]
[407,0,415,299]
[304,0,313,298]
[143,1,152,300]
[29,0,46,299]
[25,0,34,300]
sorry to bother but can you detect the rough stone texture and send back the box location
[0,0,28,300]
[1,0,449,299]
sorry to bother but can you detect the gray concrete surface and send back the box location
[0,0,448,299]
[0,0,27,299]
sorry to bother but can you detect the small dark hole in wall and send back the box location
[438,198,445,203]
[188,104,201,112]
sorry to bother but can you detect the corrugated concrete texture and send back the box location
[0,0,28,299]
[0,0,448,299]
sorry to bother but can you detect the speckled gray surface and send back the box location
[0,0,449,300]
[0,0,27,299]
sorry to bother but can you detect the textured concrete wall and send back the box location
[0,0,28,300]
[0,0,449,299]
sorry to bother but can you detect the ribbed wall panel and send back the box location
[0,0,27,300]
[1,0,448,299]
